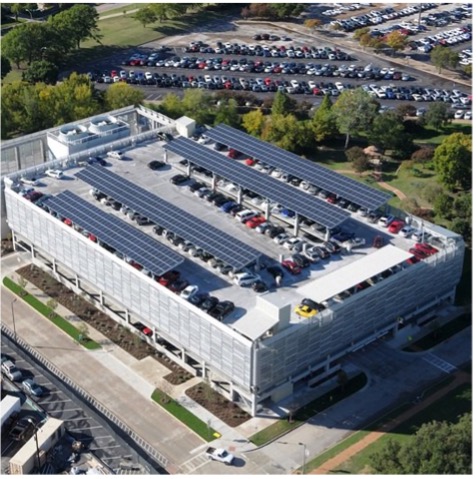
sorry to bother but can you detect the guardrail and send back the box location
[0,323,170,471]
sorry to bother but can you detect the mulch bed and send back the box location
[186,382,251,427]
[1,238,14,256]
[16,264,193,384]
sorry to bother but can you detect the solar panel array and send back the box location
[164,138,350,229]
[43,190,183,277]
[75,165,261,270]
[207,124,391,211]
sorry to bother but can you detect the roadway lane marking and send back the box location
[423,353,457,373]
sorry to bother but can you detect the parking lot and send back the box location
[1,337,157,474]
[24,135,432,335]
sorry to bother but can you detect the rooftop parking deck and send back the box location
[14,137,444,340]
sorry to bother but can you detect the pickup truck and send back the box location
[205,447,235,465]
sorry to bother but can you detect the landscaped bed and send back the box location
[16,264,193,384]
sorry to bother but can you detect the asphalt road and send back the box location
[1,335,164,475]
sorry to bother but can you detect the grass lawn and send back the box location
[334,382,471,474]
[3,276,101,350]
[97,4,148,18]
[151,389,218,441]
[413,122,472,145]
[249,373,367,446]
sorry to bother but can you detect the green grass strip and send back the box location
[249,373,368,446]
[151,389,218,441]
[3,276,101,350]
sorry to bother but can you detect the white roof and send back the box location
[298,245,413,303]
[229,312,279,341]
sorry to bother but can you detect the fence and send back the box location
[0,323,170,471]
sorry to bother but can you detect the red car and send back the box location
[409,247,429,260]
[414,243,438,255]
[245,158,256,166]
[64,218,73,227]
[227,148,240,159]
[406,256,420,265]
[246,216,266,229]
[128,260,143,271]
[281,260,302,275]
[158,270,180,286]
[388,220,405,234]
[326,193,337,204]
[110,70,118,78]
[88,233,97,242]
[142,327,153,337]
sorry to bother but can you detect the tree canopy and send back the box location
[311,94,338,142]
[370,413,471,475]
[332,88,379,147]
[1,55,12,79]
[431,45,460,72]
[369,110,412,157]
[22,60,59,85]
[433,133,472,190]
[422,103,451,131]
[103,83,144,110]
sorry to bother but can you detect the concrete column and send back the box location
[39,139,46,163]
[250,392,257,417]
[264,199,270,220]
[52,258,57,274]
[12,232,17,252]
[211,174,217,191]
[181,348,186,362]
[31,244,35,259]
[125,310,130,323]
[324,228,331,241]
[75,274,80,289]
[237,186,243,204]
[293,215,300,236]
[99,290,104,306]
[187,162,192,177]
[202,361,206,378]
[14,146,21,170]
[163,150,168,163]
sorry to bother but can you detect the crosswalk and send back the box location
[178,453,211,474]
[423,353,457,373]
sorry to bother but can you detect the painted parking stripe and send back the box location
[89,445,122,451]
[67,425,104,432]
[38,398,72,404]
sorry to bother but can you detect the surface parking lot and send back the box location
[1,338,153,474]
[35,137,421,329]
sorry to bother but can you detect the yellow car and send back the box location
[294,304,317,318]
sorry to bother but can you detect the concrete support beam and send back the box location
[39,139,46,163]
[264,199,270,220]
[163,150,168,163]
[293,214,300,237]
[99,290,104,306]
[211,174,217,191]
[237,186,243,204]
[14,146,21,170]
[187,162,192,177]
[325,228,331,241]
[202,361,206,378]
[75,274,80,289]
[52,258,57,274]
[125,310,130,323]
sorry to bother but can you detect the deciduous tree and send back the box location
[104,82,144,110]
[1,56,12,79]
[434,133,471,190]
[332,88,379,148]
[133,6,158,28]
[271,90,296,117]
[431,45,460,73]
[421,102,451,131]
[242,109,265,137]
[214,99,241,128]
[22,60,59,85]
[369,111,413,157]
[385,31,408,51]
[311,94,337,142]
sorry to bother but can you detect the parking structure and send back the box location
[2,105,466,416]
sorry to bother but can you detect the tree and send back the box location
[431,45,460,73]
[181,89,213,125]
[371,414,472,475]
[46,298,58,318]
[2,25,31,68]
[303,18,322,30]
[332,88,379,148]
[422,102,451,131]
[104,82,144,110]
[22,60,59,85]
[271,90,296,117]
[77,323,90,343]
[384,31,408,51]
[433,193,454,219]
[214,99,241,128]
[453,193,471,220]
[157,92,185,119]
[248,3,272,18]
[311,94,338,142]
[434,133,471,190]
[133,6,158,28]
[149,4,185,22]
[411,147,435,163]
[242,109,265,137]
[51,4,101,49]
[262,114,313,153]
[268,3,305,18]
[369,111,413,157]
[353,27,370,41]
[345,146,369,173]
[396,103,416,117]
[1,55,11,79]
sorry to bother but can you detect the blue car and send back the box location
[221,201,237,213]
[281,209,295,218]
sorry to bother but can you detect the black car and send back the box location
[199,296,219,313]
[189,181,205,193]
[209,300,235,320]
[212,142,227,151]
[322,240,341,254]
[153,225,164,236]
[292,254,310,268]
[302,297,325,312]
[252,280,269,293]
[189,293,208,307]
[136,216,153,226]
[148,160,166,170]
[267,266,284,280]
[157,132,174,142]
[170,174,189,185]
[89,156,107,166]
[229,204,244,216]
[111,201,122,211]
[212,194,229,207]
[267,226,285,239]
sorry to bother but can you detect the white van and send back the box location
[107,150,124,160]
[236,210,258,223]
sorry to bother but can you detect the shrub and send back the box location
[411,147,435,163]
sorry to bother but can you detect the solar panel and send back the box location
[164,138,350,229]
[75,166,261,270]
[206,124,391,211]
[43,191,183,277]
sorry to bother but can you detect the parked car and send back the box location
[233,271,261,286]
[107,150,124,160]
[180,285,199,300]
[170,174,189,185]
[399,225,415,238]
[158,270,180,286]
[388,219,405,234]
[378,215,395,227]
[20,177,40,186]
[22,379,44,397]
[10,417,35,441]
[45,169,64,179]
[1,360,22,381]
[148,160,166,170]
[281,259,302,275]
[209,300,235,320]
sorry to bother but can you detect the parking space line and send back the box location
[64,416,93,422]
[38,398,72,404]
[89,445,122,451]
[68,425,104,432]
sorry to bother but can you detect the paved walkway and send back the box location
[310,370,471,474]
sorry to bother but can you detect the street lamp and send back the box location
[26,418,41,471]
[277,441,308,474]
[11,298,17,343]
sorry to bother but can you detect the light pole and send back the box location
[26,418,41,471]
[11,298,17,342]
[277,441,308,474]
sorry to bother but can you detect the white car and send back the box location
[274,233,290,245]
[378,215,394,228]
[144,71,153,80]
[45,169,64,179]
[399,225,415,238]
[20,177,40,186]
[234,272,261,287]
[180,285,199,300]
[454,110,464,119]
[463,111,472,120]
[283,237,304,251]
[107,150,124,160]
